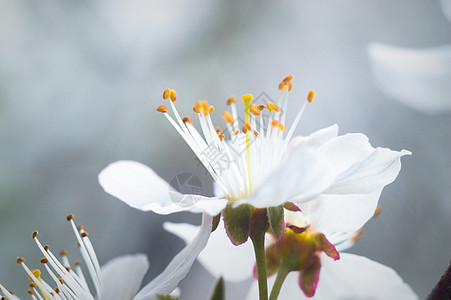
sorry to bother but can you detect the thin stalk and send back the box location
[251,233,268,300]
[269,266,289,300]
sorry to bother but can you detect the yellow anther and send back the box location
[250,104,260,116]
[32,231,38,239]
[29,282,37,288]
[307,89,315,103]
[257,104,265,111]
[157,105,167,113]
[28,289,35,295]
[242,123,251,134]
[40,258,48,264]
[66,214,75,221]
[271,119,285,131]
[182,116,193,124]
[278,82,287,91]
[241,94,254,102]
[234,130,239,135]
[282,74,294,83]
[254,130,259,137]
[222,111,234,124]
[193,103,201,113]
[288,81,293,91]
[209,105,215,113]
[16,257,25,264]
[218,133,225,141]
[266,102,280,112]
[226,96,237,105]
[169,90,177,102]
[162,89,171,100]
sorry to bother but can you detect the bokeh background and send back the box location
[1,0,450,299]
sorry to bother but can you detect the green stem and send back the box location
[269,266,289,300]
[251,233,268,300]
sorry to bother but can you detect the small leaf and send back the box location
[268,205,285,241]
[223,203,252,245]
[298,254,321,297]
[209,277,225,300]
[287,224,309,234]
[156,295,179,300]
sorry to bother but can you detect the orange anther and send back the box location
[222,111,234,124]
[307,90,315,103]
[288,81,293,91]
[271,119,285,131]
[250,103,260,116]
[279,82,287,91]
[162,89,171,100]
[182,116,193,124]
[157,105,167,113]
[282,74,294,83]
[209,106,215,113]
[169,90,177,102]
[266,102,280,112]
[242,123,251,133]
[226,96,237,105]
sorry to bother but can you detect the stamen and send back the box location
[266,102,280,112]
[242,94,253,194]
[271,119,285,131]
[282,74,294,83]
[156,105,167,113]
[233,130,239,135]
[169,90,177,102]
[226,96,237,105]
[278,81,287,91]
[209,106,215,113]
[242,123,251,134]
[250,104,260,116]
[307,89,315,103]
[182,116,193,124]
[222,111,234,124]
[162,89,171,100]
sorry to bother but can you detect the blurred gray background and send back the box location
[1,0,450,299]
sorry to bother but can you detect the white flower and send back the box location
[367,0,451,114]
[166,199,418,299]
[98,76,409,216]
[0,213,213,300]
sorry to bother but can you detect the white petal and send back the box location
[246,253,418,300]
[99,254,149,300]
[440,0,451,23]
[286,124,339,154]
[134,213,213,300]
[368,42,451,114]
[236,149,336,208]
[318,133,374,175]
[298,189,382,237]
[326,148,411,194]
[164,219,254,282]
[99,160,225,215]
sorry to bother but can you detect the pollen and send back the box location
[241,94,254,102]
[266,102,280,112]
[242,123,251,134]
[226,96,237,105]
[250,103,260,116]
[169,90,177,102]
[16,257,25,264]
[32,231,38,239]
[157,105,167,113]
[162,89,171,100]
[222,111,234,124]
[40,258,48,264]
[282,74,294,83]
[307,89,315,103]
[29,282,37,288]
[182,116,193,124]
[279,81,287,91]
[271,119,285,131]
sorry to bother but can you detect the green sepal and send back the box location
[156,295,179,300]
[223,203,252,245]
[209,277,225,300]
[268,205,285,241]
